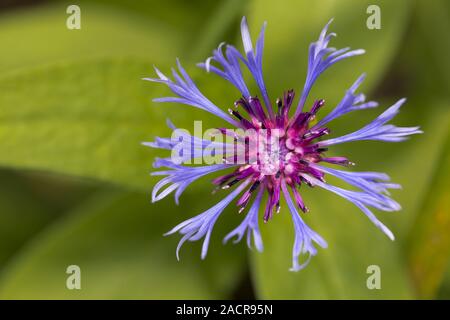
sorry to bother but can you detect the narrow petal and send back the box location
[198,43,251,97]
[310,163,399,199]
[223,187,264,252]
[294,19,365,117]
[144,62,240,127]
[240,16,253,55]
[305,175,395,240]
[315,74,378,127]
[151,159,234,204]
[281,181,327,271]
[319,99,423,146]
[236,17,274,117]
[143,120,237,164]
[165,179,251,260]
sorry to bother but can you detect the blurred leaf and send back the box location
[437,264,450,299]
[0,170,53,269]
[84,0,244,61]
[0,3,183,73]
[394,0,450,103]
[0,188,247,299]
[0,169,99,271]
[189,0,244,60]
[415,0,450,96]
[84,0,223,35]
[0,59,181,190]
[407,129,450,299]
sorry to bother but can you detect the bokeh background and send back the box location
[0,0,448,299]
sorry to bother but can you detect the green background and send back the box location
[0,0,448,299]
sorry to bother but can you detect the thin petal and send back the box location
[165,179,251,259]
[281,181,327,271]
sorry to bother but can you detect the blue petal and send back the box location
[281,181,328,272]
[165,179,251,260]
[240,16,254,55]
[238,17,273,116]
[319,98,423,146]
[315,74,378,127]
[151,158,234,204]
[144,60,240,127]
[294,19,365,116]
[199,17,273,118]
[223,187,264,252]
[143,120,236,164]
[198,42,251,97]
[311,163,401,203]
[303,175,396,240]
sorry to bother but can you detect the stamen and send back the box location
[222,178,240,189]
[228,108,254,129]
[300,175,313,187]
[248,97,266,118]
[284,90,295,109]
[234,98,254,117]
[276,98,282,109]
[310,99,325,114]
[228,108,243,120]
[303,127,330,140]
[250,180,261,192]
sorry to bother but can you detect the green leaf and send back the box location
[0,188,247,299]
[83,0,245,61]
[414,0,450,95]
[0,170,52,269]
[83,0,226,38]
[437,264,450,299]
[407,119,450,299]
[0,59,196,190]
[0,3,183,73]
[0,168,97,271]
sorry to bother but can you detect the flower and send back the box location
[143,17,422,271]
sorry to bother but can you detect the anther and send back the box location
[228,108,243,121]
[310,99,325,114]
[222,178,240,189]
[249,180,261,192]
[276,98,282,108]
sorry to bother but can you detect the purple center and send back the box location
[214,90,354,222]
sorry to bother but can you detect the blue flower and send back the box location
[144,17,422,271]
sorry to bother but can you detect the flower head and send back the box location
[144,17,421,271]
